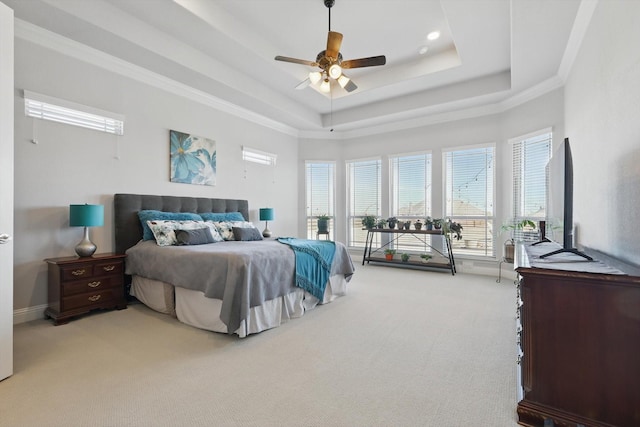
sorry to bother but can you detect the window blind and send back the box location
[24,90,124,135]
[347,158,381,247]
[443,145,495,257]
[390,153,432,218]
[512,132,552,219]
[305,162,335,239]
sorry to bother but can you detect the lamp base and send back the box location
[262,227,272,238]
[75,227,97,257]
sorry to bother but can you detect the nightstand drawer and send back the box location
[94,260,123,276]
[62,276,122,296]
[61,265,95,281]
[62,289,116,311]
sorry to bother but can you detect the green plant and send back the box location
[317,214,330,220]
[420,253,432,262]
[500,219,537,234]
[383,248,396,255]
[444,219,463,240]
[361,215,377,229]
[401,253,410,262]
[376,218,386,228]
[432,218,443,229]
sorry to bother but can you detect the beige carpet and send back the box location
[2,263,518,427]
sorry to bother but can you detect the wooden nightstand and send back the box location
[44,253,127,325]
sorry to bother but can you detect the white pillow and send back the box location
[146,220,223,246]
[211,221,257,241]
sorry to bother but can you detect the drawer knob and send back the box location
[71,269,86,276]
[103,265,115,272]
[88,295,101,302]
[88,281,101,288]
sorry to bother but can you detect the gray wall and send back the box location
[13,38,299,314]
[564,0,640,265]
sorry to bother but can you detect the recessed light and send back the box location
[418,46,429,55]
[427,31,440,41]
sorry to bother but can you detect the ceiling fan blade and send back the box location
[275,56,318,67]
[326,31,343,60]
[295,78,311,90]
[343,79,358,93]
[341,55,386,69]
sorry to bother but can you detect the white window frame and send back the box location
[24,90,124,135]
[509,129,552,240]
[242,146,277,166]
[305,161,336,240]
[443,143,496,258]
[346,157,381,248]
[389,151,433,253]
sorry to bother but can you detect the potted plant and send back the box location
[376,218,386,229]
[387,217,398,229]
[383,248,396,260]
[401,253,410,262]
[500,219,537,262]
[420,253,432,263]
[317,214,330,233]
[425,216,434,230]
[433,218,443,230]
[445,219,463,241]
[414,219,423,230]
[403,220,411,230]
[362,215,377,230]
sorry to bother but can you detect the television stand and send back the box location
[539,247,593,260]
[531,238,551,246]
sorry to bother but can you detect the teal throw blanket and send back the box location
[277,238,336,300]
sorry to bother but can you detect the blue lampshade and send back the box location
[259,208,274,221]
[69,204,104,227]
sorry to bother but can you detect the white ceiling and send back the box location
[4,0,584,137]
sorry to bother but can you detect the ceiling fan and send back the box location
[275,0,386,94]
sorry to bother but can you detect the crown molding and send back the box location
[14,19,300,138]
[558,0,599,82]
[14,18,567,142]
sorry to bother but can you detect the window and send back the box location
[390,152,432,252]
[305,162,335,239]
[24,90,124,135]
[346,158,381,248]
[242,146,277,166]
[444,145,495,257]
[511,130,552,240]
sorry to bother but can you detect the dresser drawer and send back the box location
[62,289,115,311]
[62,275,123,296]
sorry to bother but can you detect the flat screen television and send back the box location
[540,137,592,260]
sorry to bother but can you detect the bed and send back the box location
[114,193,355,337]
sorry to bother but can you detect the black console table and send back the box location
[362,228,456,275]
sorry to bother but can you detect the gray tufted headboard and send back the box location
[114,193,249,255]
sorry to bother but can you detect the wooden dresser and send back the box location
[44,253,127,325]
[515,243,640,427]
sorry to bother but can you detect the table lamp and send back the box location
[69,204,104,257]
[259,208,274,238]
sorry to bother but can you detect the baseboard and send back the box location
[14,304,47,324]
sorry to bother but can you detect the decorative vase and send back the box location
[317,219,329,233]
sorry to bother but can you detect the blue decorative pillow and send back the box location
[200,212,245,222]
[138,210,203,240]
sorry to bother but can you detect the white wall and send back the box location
[13,38,299,314]
[299,89,565,276]
[564,0,640,265]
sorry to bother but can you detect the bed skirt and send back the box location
[130,275,347,337]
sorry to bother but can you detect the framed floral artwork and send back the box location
[170,130,216,186]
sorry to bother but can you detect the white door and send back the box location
[0,2,14,382]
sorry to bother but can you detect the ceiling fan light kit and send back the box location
[275,0,386,94]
